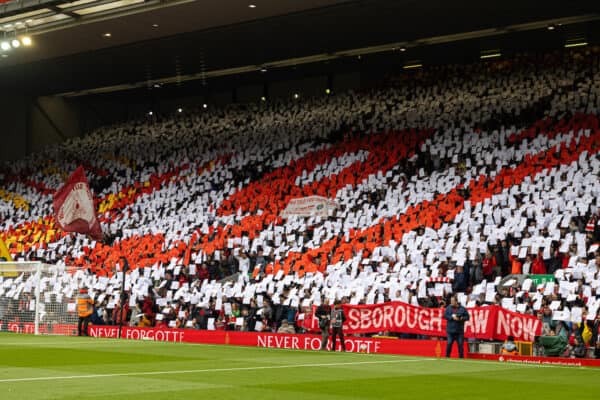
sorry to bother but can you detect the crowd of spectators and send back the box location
[1,47,600,358]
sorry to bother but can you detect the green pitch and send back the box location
[0,333,598,400]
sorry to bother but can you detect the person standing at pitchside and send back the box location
[444,295,469,358]
[77,287,94,336]
[330,300,347,352]
[315,299,332,350]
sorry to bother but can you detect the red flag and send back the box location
[53,166,103,240]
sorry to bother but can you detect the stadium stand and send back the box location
[1,47,600,355]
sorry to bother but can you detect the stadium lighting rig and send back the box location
[0,34,32,54]
[1,19,34,55]
[0,21,33,56]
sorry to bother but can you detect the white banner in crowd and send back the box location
[280,196,337,218]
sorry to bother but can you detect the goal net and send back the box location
[0,261,79,336]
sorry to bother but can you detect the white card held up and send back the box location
[570,307,583,323]
[587,305,599,320]
[501,298,514,309]
[549,301,561,310]
[503,279,515,287]
[552,310,570,322]
[543,282,555,296]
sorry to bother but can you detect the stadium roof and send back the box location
[0,0,598,95]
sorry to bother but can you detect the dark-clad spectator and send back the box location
[571,336,587,358]
[452,266,468,293]
[315,299,331,350]
[330,300,347,352]
[444,295,469,358]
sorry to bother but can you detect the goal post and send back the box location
[0,261,79,336]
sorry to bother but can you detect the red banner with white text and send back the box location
[342,303,541,342]
[87,325,464,357]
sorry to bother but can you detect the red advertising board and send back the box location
[0,322,462,356]
[2,322,75,336]
[87,325,466,357]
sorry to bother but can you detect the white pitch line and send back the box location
[0,359,433,383]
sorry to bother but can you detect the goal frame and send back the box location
[0,261,68,335]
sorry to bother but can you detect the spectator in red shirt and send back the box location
[142,293,156,325]
[482,251,496,281]
[197,263,210,281]
[111,299,129,326]
[532,252,547,274]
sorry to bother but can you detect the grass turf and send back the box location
[0,333,598,400]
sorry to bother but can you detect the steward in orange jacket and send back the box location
[77,288,94,336]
